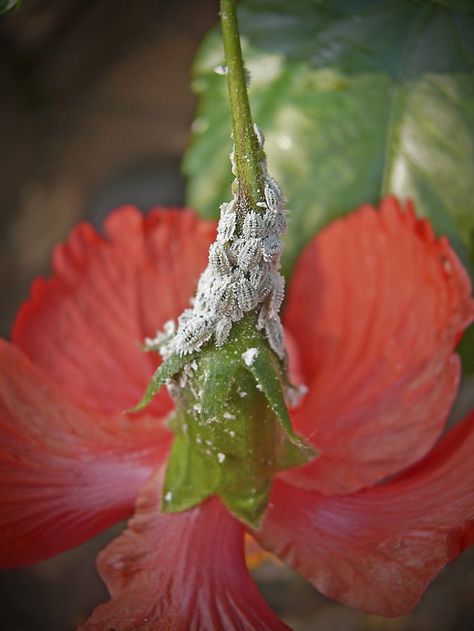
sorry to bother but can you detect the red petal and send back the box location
[258,413,474,616]
[0,341,171,567]
[13,207,216,414]
[82,470,289,631]
[284,197,473,493]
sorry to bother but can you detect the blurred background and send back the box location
[0,1,473,629]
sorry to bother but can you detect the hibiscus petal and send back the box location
[0,341,171,567]
[258,413,474,616]
[82,470,289,631]
[284,197,473,493]
[13,207,216,414]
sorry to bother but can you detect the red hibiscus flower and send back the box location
[0,196,473,630]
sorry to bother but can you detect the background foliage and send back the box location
[184,0,474,270]
[183,0,474,369]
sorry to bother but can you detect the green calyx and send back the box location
[134,313,315,527]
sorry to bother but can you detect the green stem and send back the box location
[220,0,265,208]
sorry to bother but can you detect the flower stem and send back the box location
[220,0,265,208]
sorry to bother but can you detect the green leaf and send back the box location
[0,0,21,14]
[184,0,474,369]
[429,1,474,13]
[129,352,197,412]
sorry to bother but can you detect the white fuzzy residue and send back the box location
[147,125,287,360]
[242,347,259,367]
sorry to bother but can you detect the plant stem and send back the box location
[220,0,265,208]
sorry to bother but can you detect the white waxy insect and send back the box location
[234,238,262,271]
[257,306,267,331]
[144,319,176,351]
[209,242,233,276]
[274,209,288,235]
[262,234,282,262]
[178,308,194,328]
[215,316,233,346]
[209,278,235,316]
[268,272,285,317]
[235,277,258,312]
[153,141,290,359]
[253,123,265,148]
[175,314,215,355]
[217,203,236,242]
[242,211,263,239]
[267,175,282,198]
[265,316,285,358]
[264,180,281,212]
[230,305,244,322]
[193,270,214,312]
[263,207,287,236]
[250,267,271,299]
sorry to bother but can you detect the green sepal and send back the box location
[200,352,240,418]
[162,428,218,513]
[129,352,197,413]
[245,340,315,462]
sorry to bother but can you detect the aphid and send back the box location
[265,316,285,358]
[242,211,263,239]
[209,242,233,276]
[215,316,233,346]
[234,238,262,271]
[175,314,215,355]
[235,277,258,312]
